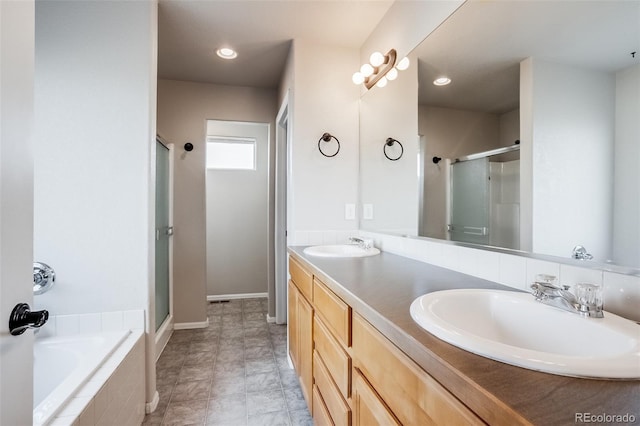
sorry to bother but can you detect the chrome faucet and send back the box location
[571,245,593,260]
[530,278,603,318]
[348,237,373,250]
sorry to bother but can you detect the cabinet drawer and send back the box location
[314,315,351,399]
[313,278,351,347]
[313,385,334,426]
[353,368,400,426]
[289,256,313,300]
[352,313,483,426]
[313,350,351,426]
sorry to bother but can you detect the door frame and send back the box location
[275,92,291,324]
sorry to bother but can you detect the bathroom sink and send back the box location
[410,289,640,379]
[303,244,380,258]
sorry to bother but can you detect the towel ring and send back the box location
[318,133,340,157]
[384,138,403,161]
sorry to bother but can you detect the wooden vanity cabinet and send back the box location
[287,257,314,410]
[312,277,352,426]
[288,254,484,426]
[352,368,400,426]
[352,313,484,425]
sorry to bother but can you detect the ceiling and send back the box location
[415,0,640,114]
[158,0,393,88]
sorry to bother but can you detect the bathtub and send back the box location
[33,330,130,425]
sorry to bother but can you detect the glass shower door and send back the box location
[449,158,490,245]
[155,141,170,331]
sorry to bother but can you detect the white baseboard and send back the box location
[145,390,160,414]
[207,292,268,301]
[173,318,210,330]
[266,314,276,323]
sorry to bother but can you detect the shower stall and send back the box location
[448,144,520,249]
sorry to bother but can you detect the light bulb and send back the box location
[386,68,398,81]
[396,57,410,71]
[376,77,388,88]
[216,47,238,59]
[433,76,452,86]
[352,72,365,85]
[360,63,374,77]
[369,51,385,67]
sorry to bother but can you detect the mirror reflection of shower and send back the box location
[448,144,520,249]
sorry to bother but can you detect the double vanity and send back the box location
[288,245,639,425]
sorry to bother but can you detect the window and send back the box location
[206,137,256,170]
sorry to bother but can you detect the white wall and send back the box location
[33,0,157,404]
[521,58,614,262]
[33,0,156,315]
[288,40,361,240]
[612,64,640,267]
[360,1,464,65]
[360,54,418,234]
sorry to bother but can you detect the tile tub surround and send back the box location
[49,331,145,426]
[360,231,640,322]
[288,247,640,425]
[144,298,312,426]
[33,309,146,425]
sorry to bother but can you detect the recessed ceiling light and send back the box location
[433,76,452,86]
[216,47,237,60]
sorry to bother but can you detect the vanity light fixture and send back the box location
[433,76,452,86]
[216,47,237,59]
[352,49,410,90]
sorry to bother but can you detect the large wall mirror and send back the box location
[359,0,639,270]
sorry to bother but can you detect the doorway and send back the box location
[205,120,270,299]
[275,95,290,324]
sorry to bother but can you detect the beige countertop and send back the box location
[288,246,640,426]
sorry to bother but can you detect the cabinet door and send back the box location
[353,313,483,425]
[353,368,400,426]
[298,293,314,409]
[287,280,298,370]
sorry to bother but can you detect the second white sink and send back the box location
[410,289,640,379]
[303,244,380,258]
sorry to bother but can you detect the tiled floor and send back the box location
[143,298,313,426]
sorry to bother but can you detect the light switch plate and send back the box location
[345,203,356,220]
[363,204,374,220]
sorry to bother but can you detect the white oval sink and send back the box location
[410,289,640,379]
[303,244,380,258]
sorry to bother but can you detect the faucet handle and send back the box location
[575,283,604,317]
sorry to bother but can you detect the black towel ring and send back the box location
[384,138,403,161]
[318,133,340,157]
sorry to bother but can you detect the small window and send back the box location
[206,137,256,170]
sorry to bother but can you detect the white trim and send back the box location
[154,314,173,361]
[207,292,267,301]
[145,391,160,414]
[266,314,276,323]
[275,91,290,325]
[173,318,210,330]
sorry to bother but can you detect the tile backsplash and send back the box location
[361,231,640,322]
